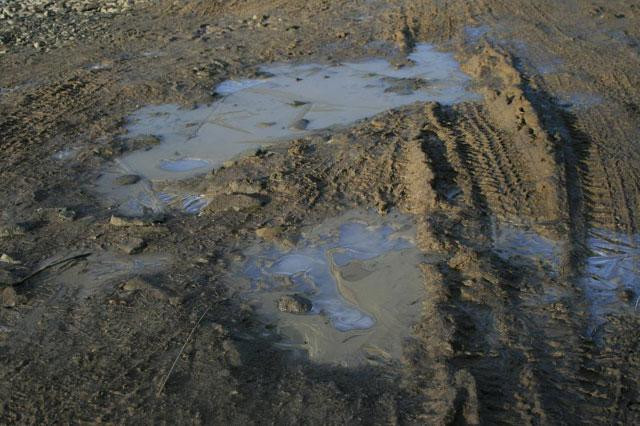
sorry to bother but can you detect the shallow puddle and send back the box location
[239,210,424,366]
[52,147,80,161]
[557,92,603,110]
[94,161,211,216]
[120,44,477,181]
[491,221,562,273]
[491,222,640,329]
[37,252,170,300]
[582,229,640,330]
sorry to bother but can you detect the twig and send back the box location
[14,252,92,286]
[156,305,211,396]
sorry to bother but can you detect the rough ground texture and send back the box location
[1,0,640,424]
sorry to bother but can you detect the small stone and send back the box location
[289,118,309,131]
[121,277,151,292]
[121,277,173,302]
[110,215,144,227]
[109,215,161,227]
[118,238,146,255]
[222,340,242,367]
[1,287,18,308]
[115,174,141,185]
[225,179,263,195]
[0,254,19,265]
[56,207,76,221]
[277,294,312,314]
[255,226,282,241]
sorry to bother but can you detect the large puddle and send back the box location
[95,44,477,216]
[119,44,476,182]
[238,210,424,366]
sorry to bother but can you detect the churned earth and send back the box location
[1,0,640,424]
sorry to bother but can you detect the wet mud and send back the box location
[2,0,640,424]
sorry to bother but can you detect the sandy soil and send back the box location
[1,0,640,423]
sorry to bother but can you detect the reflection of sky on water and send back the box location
[245,221,414,332]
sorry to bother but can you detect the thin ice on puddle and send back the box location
[245,219,416,331]
[582,229,640,330]
[239,210,424,365]
[119,43,478,181]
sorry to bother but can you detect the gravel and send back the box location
[0,0,149,52]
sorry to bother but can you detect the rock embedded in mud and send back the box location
[222,340,242,367]
[1,287,18,308]
[109,214,163,227]
[255,226,282,241]
[121,277,152,292]
[225,179,263,195]
[118,237,146,255]
[205,193,263,213]
[0,254,20,265]
[121,277,178,304]
[55,207,76,221]
[110,215,146,227]
[115,174,141,185]
[289,118,309,131]
[277,294,312,314]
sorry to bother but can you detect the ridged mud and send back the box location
[1,0,639,423]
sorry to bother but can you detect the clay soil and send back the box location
[1,0,640,424]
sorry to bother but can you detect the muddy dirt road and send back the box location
[1,0,640,423]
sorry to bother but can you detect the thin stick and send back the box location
[157,305,211,396]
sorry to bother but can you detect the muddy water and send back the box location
[120,44,477,181]
[239,210,425,366]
